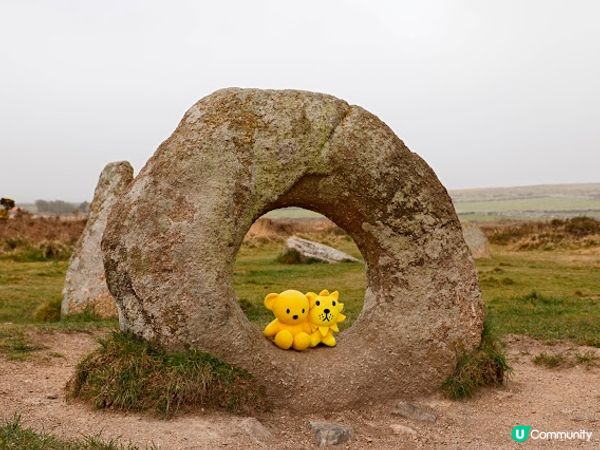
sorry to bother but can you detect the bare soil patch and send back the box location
[1,331,599,449]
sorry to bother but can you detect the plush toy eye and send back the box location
[332,301,336,306]
[286,308,290,314]
[316,301,320,306]
[302,309,305,313]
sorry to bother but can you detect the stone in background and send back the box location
[61,161,133,317]
[462,223,491,258]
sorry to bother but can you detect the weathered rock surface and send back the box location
[61,161,133,317]
[392,401,438,423]
[102,88,484,410]
[462,223,491,258]
[284,235,361,263]
[309,421,353,447]
[237,417,272,444]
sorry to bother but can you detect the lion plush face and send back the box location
[307,289,344,328]
[264,289,309,325]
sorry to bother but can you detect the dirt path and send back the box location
[1,332,599,449]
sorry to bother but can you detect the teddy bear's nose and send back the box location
[292,314,298,320]
[324,308,330,314]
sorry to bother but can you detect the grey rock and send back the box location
[237,417,272,444]
[102,88,484,411]
[61,161,133,318]
[309,421,352,447]
[393,402,437,423]
[462,223,491,258]
[390,423,418,437]
[284,235,361,263]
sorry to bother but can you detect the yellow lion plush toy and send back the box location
[263,290,312,351]
[307,289,346,347]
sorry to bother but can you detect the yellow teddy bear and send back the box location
[307,289,346,347]
[263,290,312,350]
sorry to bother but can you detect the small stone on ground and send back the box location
[392,402,437,423]
[309,420,353,447]
[237,417,272,444]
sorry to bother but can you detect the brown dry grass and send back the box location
[481,216,600,250]
[0,216,86,260]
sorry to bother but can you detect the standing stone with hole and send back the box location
[102,88,484,411]
[61,161,133,318]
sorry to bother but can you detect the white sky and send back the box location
[1,0,599,202]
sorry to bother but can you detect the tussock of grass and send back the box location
[532,352,566,368]
[0,329,44,360]
[574,351,599,367]
[532,350,599,369]
[66,332,269,417]
[442,318,511,400]
[0,414,153,450]
[276,248,322,264]
[32,298,62,322]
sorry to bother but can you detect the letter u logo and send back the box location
[512,425,531,443]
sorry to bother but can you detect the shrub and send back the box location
[66,332,270,417]
[32,298,62,322]
[276,248,321,264]
[442,318,511,400]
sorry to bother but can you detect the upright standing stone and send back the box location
[61,161,133,317]
[462,223,491,258]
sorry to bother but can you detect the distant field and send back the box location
[16,182,600,220]
[261,183,600,221]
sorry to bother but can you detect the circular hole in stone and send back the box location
[235,207,367,334]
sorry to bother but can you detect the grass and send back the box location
[532,353,567,368]
[0,415,155,450]
[0,328,44,360]
[442,318,511,400]
[234,240,366,329]
[532,350,599,369]
[487,290,600,347]
[66,331,270,417]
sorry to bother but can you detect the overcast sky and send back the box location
[1,0,599,202]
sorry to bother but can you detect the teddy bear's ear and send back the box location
[330,290,339,301]
[319,289,330,296]
[306,292,318,307]
[264,293,278,310]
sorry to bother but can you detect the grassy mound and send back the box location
[66,332,269,417]
[442,318,511,400]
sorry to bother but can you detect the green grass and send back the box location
[0,328,44,360]
[532,350,599,369]
[234,240,366,329]
[0,415,155,449]
[487,291,600,347]
[532,352,567,368]
[0,260,68,323]
[1,241,599,351]
[67,331,269,417]
[454,197,600,214]
[442,318,510,400]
